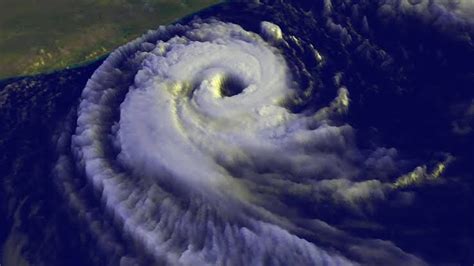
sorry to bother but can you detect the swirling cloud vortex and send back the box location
[55,19,424,266]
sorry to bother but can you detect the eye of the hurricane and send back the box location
[201,72,248,98]
[219,74,247,97]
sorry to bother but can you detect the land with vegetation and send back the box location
[0,0,220,79]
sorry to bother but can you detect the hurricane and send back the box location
[1,0,473,266]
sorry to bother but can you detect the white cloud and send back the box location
[53,17,428,265]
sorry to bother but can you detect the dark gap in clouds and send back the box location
[220,74,247,97]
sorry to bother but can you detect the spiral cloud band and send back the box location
[1,0,473,265]
[51,18,428,265]
[63,20,356,265]
[42,0,474,264]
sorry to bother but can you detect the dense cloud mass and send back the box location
[59,20,367,265]
[1,0,473,266]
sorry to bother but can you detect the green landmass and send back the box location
[0,0,220,79]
